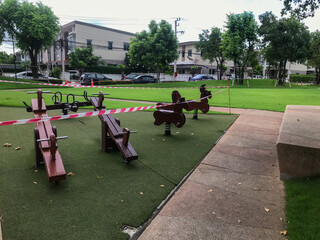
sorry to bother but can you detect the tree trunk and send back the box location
[315,68,320,85]
[29,49,39,78]
[156,67,161,83]
[277,60,287,86]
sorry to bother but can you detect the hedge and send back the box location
[290,74,316,83]
[99,80,133,85]
[87,65,131,74]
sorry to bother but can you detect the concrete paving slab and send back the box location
[159,180,285,230]
[139,215,286,240]
[212,144,278,165]
[219,131,277,151]
[189,164,285,205]
[202,151,279,177]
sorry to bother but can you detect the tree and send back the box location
[0,0,59,78]
[259,12,310,85]
[307,31,320,84]
[128,20,178,82]
[282,0,320,18]
[223,11,259,84]
[69,45,103,74]
[195,27,225,80]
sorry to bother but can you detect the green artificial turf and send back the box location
[285,176,320,240]
[0,107,237,240]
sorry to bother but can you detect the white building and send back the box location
[46,21,135,68]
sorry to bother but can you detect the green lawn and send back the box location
[0,107,236,240]
[285,176,320,240]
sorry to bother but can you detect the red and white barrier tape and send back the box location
[0,80,229,89]
[0,94,221,126]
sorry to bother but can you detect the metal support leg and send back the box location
[165,122,171,136]
[193,109,198,119]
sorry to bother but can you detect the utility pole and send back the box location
[174,17,184,81]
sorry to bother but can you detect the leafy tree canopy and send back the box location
[282,0,320,18]
[69,45,103,74]
[223,11,259,83]
[195,27,226,79]
[307,30,320,83]
[128,20,178,81]
[259,11,310,84]
[0,0,59,77]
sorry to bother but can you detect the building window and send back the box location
[123,42,130,51]
[188,49,192,57]
[182,51,185,58]
[87,39,92,46]
[108,41,113,50]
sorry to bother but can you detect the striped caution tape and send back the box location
[0,80,229,89]
[0,94,223,126]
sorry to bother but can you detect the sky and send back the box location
[1,0,320,53]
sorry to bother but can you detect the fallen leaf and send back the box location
[15,147,21,150]
[152,138,155,141]
[223,179,226,181]
[71,225,76,229]
[33,181,37,185]
[276,132,279,135]
[176,132,180,134]
[191,133,194,135]
[280,230,287,236]
[196,144,200,147]
[34,170,39,173]
[280,218,283,221]
[238,182,242,185]
[120,200,124,203]
[254,187,261,191]
[67,172,75,176]
[264,208,270,212]
[212,211,215,215]
[208,189,213,192]
[238,219,241,223]
[160,185,165,188]
[97,176,103,179]
[297,119,300,121]
[4,143,11,147]
[162,139,165,142]
[140,192,143,195]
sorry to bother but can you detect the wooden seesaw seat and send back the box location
[90,92,138,163]
[31,90,66,182]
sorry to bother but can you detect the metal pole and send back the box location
[228,80,231,114]
[174,19,178,81]
[12,37,17,82]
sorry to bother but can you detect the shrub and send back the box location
[290,74,316,83]
[87,65,131,74]
[99,80,134,85]
[50,67,62,79]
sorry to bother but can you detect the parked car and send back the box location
[10,71,57,79]
[79,72,112,85]
[68,70,80,80]
[189,74,216,81]
[132,75,156,84]
[123,73,139,80]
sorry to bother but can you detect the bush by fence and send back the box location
[290,74,316,83]
[87,65,131,75]
[99,80,133,85]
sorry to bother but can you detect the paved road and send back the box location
[138,107,286,240]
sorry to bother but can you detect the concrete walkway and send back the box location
[138,107,286,240]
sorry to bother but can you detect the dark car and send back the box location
[132,75,156,84]
[80,72,112,85]
[123,73,139,80]
[189,74,216,81]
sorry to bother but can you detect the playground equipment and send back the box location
[154,90,190,135]
[186,84,212,119]
[23,90,138,182]
[27,89,67,182]
[90,91,138,163]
